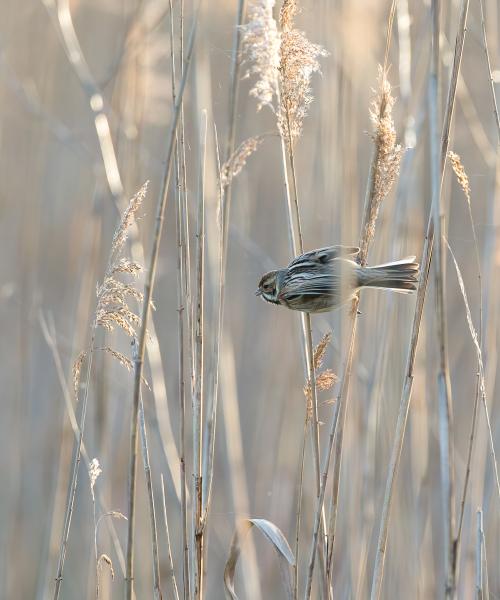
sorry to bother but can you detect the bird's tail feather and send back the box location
[357,257,419,293]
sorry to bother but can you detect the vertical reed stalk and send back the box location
[455,0,500,576]
[168,2,190,596]
[223,0,248,247]
[125,8,200,599]
[475,509,484,600]
[428,3,456,595]
[326,5,398,581]
[370,3,469,597]
[280,100,325,575]
[161,474,180,600]
[448,148,483,585]
[277,129,328,599]
[201,125,223,522]
[137,359,162,598]
[294,419,308,599]
[284,112,322,509]
[199,0,249,536]
[193,111,207,600]
[199,3,248,565]
[54,335,96,600]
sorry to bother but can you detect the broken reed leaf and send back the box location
[278,5,328,143]
[107,511,127,520]
[97,511,128,529]
[111,181,149,254]
[72,351,86,401]
[220,135,264,186]
[97,554,115,580]
[224,518,295,600]
[363,68,403,255]
[448,150,471,204]
[241,0,281,111]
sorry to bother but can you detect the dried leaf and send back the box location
[89,458,102,500]
[97,554,115,580]
[224,518,295,600]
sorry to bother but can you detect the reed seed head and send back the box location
[111,181,148,255]
[448,151,471,204]
[304,332,337,419]
[362,68,403,257]
[278,1,327,144]
[72,351,86,402]
[221,135,264,186]
[241,0,281,111]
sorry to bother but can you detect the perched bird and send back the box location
[256,245,419,313]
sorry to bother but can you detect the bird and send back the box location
[256,245,419,313]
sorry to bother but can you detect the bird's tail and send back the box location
[357,257,419,293]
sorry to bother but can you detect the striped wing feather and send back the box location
[287,246,359,274]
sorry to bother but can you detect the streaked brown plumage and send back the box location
[256,246,419,313]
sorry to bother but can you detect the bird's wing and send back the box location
[279,272,340,298]
[287,245,359,273]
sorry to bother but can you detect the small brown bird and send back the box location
[256,245,419,313]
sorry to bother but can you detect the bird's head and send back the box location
[256,270,280,305]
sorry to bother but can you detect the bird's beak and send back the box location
[255,289,263,296]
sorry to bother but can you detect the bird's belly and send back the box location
[283,292,355,313]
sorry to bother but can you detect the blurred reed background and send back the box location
[1,0,500,598]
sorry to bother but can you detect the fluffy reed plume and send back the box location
[221,135,264,186]
[54,184,148,597]
[278,0,327,143]
[362,69,403,255]
[241,0,326,142]
[304,332,337,416]
[95,182,147,348]
[241,0,281,111]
